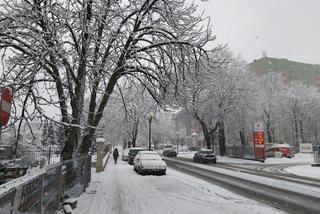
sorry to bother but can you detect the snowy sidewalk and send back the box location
[73,157,286,214]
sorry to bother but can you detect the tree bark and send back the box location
[131,119,139,148]
[299,120,305,144]
[266,122,272,143]
[198,120,210,149]
[293,108,299,149]
[218,120,226,156]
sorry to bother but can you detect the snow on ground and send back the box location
[73,157,286,214]
[178,151,320,180]
[285,165,320,179]
[178,152,314,165]
[172,159,320,197]
[265,153,314,164]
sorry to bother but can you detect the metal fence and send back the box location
[64,155,91,193]
[226,145,254,159]
[19,147,61,165]
[0,155,91,214]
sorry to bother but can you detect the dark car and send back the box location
[193,150,216,164]
[162,149,177,157]
[128,148,145,165]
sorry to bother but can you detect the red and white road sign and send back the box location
[0,87,12,126]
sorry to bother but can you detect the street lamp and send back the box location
[147,112,155,151]
[176,132,179,155]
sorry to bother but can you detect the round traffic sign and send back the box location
[0,87,12,126]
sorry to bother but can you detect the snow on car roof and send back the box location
[200,149,214,152]
[129,147,145,150]
[138,151,158,154]
[271,144,292,148]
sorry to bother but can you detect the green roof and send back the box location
[249,57,320,85]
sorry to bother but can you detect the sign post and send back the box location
[312,145,320,167]
[253,122,265,161]
[0,87,12,141]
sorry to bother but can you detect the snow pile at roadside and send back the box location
[285,165,320,179]
[265,153,314,164]
[73,158,285,214]
[169,159,320,198]
[178,152,314,165]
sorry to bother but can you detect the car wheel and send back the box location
[212,159,216,164]
[193,158,196,162]
[161,170,166,176]
[138,168,143,175]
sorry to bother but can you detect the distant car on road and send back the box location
[193,150,216,164]
[133,151,167,175]
[162,148,177,157]
[121,148,130,161]
[128,148,145,165]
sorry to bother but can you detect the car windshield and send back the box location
[140,154,162,160]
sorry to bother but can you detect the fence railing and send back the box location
[0,155,91,214]
[226,145,255,159]
[19,147,61,165]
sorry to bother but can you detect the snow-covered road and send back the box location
[73,157,285,214]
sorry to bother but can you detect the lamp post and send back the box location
[176,132,179,155]
[147,112,155,151]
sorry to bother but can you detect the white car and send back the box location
[133,151,167,175]
[121,148,130,161]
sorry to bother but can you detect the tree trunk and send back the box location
[218,120,226,156]
[80,73,120,154]
[271,127,276,143]
[293,109,299,149]
[61,127,77,160]
[313,127,318,143]
[299,120,305,144]
[240,129,245,145]
[132,119,139,148]
[266,121,272,143]
[199,121,210,149]
[123,140,127,149]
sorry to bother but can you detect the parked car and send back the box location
[193,150,216,164]
[162,148,177,157]
[128,148,145,165]
[266,144,295,158]
[133,151,167,175]
[121,148,130,161]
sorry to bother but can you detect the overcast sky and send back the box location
[194,0,320,64]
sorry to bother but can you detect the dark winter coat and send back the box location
[113,148,119,159]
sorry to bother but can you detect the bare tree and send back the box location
[175,49,253,155]
[101,83,157,148]
[284,83,318,149]
[258,72,282,143]
[0,0,214,159]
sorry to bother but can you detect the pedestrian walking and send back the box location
[113,148,119,164]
